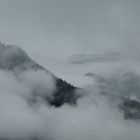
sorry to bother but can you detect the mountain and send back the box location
[0,42,140,120]
[86,72,140,120]
[0,42,79,107]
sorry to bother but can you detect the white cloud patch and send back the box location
[18,70,56,100]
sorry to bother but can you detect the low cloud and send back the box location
[0,69,56,139]
[18,70,56,100]
[0,68,140,139]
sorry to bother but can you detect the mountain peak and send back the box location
[0,43,78,106]
[0,43,46,71]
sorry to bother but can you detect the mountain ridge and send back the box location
[0,42,79,107]
[0,42,140,119]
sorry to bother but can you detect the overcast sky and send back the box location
[0,0,140,86]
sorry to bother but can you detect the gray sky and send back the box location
[0,0,140,86]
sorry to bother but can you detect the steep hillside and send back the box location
[0,43,79,107]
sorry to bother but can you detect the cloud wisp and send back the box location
[67,52,121,64]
